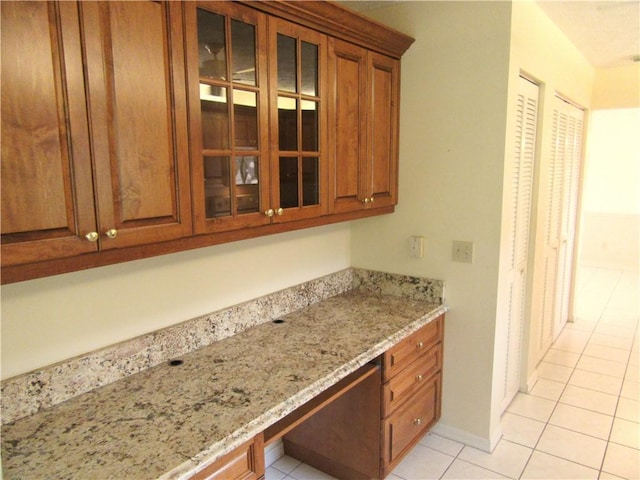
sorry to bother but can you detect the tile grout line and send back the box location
[589,271,635,477]
[599,315,639,476]
[516,271,621,479]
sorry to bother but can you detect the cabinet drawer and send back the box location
[383,316,443,381]
[189,434,264,480]
[382,343,441,417]
[382,373,441,469]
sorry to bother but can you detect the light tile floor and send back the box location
[266,266,639,480]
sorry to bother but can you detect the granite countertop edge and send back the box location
[161,305,447,480]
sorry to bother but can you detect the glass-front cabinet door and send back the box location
[268,17,328,222]
[186,2,270,233]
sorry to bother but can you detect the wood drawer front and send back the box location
[383,316,443,382]
[382,343,441,417]
[383,374,441,470]
[189,435,265,480]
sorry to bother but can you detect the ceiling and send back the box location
[339,0,640,68]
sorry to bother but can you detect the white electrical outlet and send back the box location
[452,240,473,263]
[409,235,424,259]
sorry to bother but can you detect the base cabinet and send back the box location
[280,315,444,479]
[283,368,382,480]
[189,434,265,480]
[382,374,441,471]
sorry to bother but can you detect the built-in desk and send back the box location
[2,286,445,480]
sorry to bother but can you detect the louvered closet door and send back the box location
[539,108,565,357]
[538,96,585,360]
[554,97,585,337]
[500,76,538,413]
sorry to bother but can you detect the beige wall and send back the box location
[579,107,640,271]
[352,1,512,450]
[582,65,640,272]
[592,64,640,110]
[1,224,351,379]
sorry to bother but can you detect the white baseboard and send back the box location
[264,439,285,468]
[430,422,502,453]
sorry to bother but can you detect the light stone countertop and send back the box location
[1,289,445,480]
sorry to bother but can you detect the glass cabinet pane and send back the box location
[279,157,298,208]
[278,96,298,151]
[234,90,258,149]
[277,34,297,93]
[301,41,318,95]
[301,100,318,151]
[195,4,267,226]
[204,155,231,218]
[200,85,229,150]
[197,10,227,80]
[302,157,319,206]
[231,19,256,86]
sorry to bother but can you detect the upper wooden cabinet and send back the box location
[328,38,400,214]
[267,16,329,223]
[1,2,97,266]
[187,2,328,233]
[1,1,413,283]
[186,1,271,233]
[1,1,191,268]
[81,1,192,249]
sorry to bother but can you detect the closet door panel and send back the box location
[499,76,538,412]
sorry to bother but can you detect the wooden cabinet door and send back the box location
[81,1,192,249]
[268,17,329,223]
[365,52,400,209]
[382,374,441,474]
[185,1,271,233]
[1,2,98,267]
[189,435,264,480]
[328,41,400,213]
[328,38,368,214]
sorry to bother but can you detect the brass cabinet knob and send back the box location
[85,232,99,242]
[105,229,118,239]
[414,418,422,426]
[362,198,370,204]
[265,209,274,217]
[369,197,375,203]
[276,207,284,216]
[417,341,424,349]
[415,374,423,382]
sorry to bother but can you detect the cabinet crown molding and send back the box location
[239,0,415,58]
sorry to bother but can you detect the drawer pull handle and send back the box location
[416,374,423,382]
[414,418,422,426]
[417,341,424,349]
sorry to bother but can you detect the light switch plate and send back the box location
[452,240,473,263]
[409,235,424,259]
